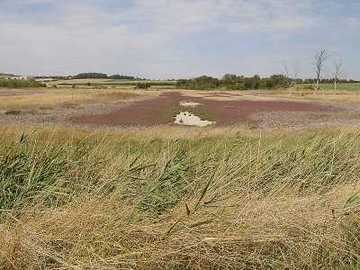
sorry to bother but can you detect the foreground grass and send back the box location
[1,127,360,269]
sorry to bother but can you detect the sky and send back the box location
[0,0,359,79]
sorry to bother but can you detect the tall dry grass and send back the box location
[1,127,360,269]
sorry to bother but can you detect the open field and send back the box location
[2,87,360,269]
[0,88,143,110]
[2,87,360,129]
[49,80,360,92]
[299,83,360,91]
[0,88,157,126]
[71,91,336,128]
[42,78,360,92]
[49,78,177,89]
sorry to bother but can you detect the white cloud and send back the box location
[0,0,358,78]
[119,0,314,34]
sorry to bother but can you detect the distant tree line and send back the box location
[301,78,359,84]
[176,73,360,90]
[176,74,291,90]
[109,74,140,80]
[33,76,72,80]
[0,79,45,88]
[74,73,108,79]
[0,73,17,77]
[73,73,144,80]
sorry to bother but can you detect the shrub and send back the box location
[109,74,137,80]
[177,76,220,90]
[177,74,290,90]
[136,82,151,89]
[300,84,316,90]
[244,75,261,89]
[74,73,108,79]
[0,79,45,88]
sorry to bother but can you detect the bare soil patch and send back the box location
[71,92,336,128]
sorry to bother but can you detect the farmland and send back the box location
[48,77,360,92]
[48,78,177,89]
[298,83,360,91]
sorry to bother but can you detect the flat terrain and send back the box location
[299,83,360,91]
[2,86,360,269]
[48,78,177,89]
[72,91,335,127]
[1,87,360,129]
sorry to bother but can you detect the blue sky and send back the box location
[0,0,359,79]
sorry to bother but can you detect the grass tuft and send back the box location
[1,127,360,269]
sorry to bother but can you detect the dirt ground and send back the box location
[1,88,360,129]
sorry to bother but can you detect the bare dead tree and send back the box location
[292,61,300,84]
[282,63,292,95]
[282,63,289,77]
[282,61,301,89]
[282,63,291,84]
[314,49,328,90]
[333,59,343,91]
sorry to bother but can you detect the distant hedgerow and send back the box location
[0,79,45,88]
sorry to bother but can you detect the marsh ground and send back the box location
[1,87,360,129]
[2,87,360,269]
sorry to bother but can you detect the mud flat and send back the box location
[71,92,336,128]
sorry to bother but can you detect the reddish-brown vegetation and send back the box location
[71,92,335,127]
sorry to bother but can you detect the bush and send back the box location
[244,75,261,89]
[177,76,220,90]
[265,74,290,89]
[0,79,45,88]
[298,84,316,90]
[74,73,108,79]
[109,74,137,80]
[136,82,151,89]
[177,74,290,91]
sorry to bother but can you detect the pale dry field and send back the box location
[0,88,157,111]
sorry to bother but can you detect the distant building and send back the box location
[10,75,29,80]
[35,78,56,82]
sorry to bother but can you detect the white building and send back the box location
[13,75,30,80]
